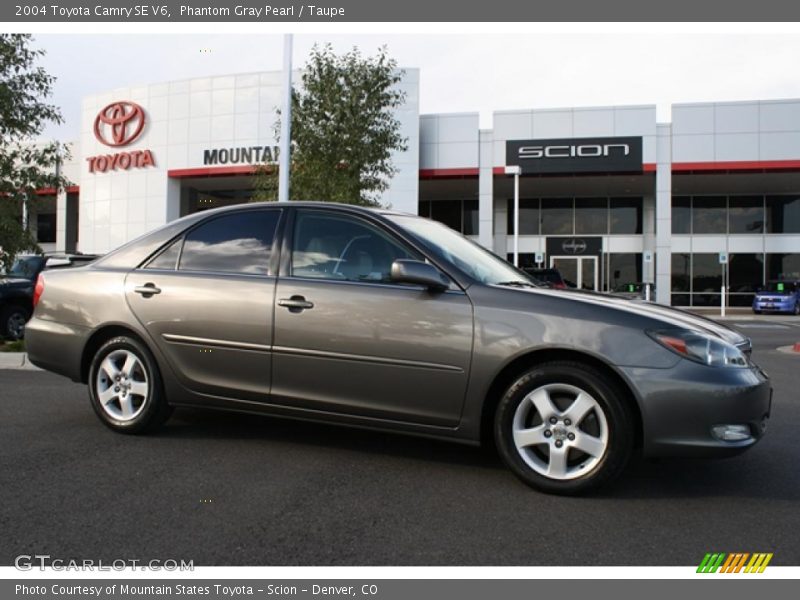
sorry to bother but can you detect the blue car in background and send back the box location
[752,280,800,315]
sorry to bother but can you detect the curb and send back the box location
[0,353,42,370]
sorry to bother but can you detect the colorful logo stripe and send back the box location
[697,553,773,573]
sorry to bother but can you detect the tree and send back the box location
[254,44,408,206]
[0,34,69,271]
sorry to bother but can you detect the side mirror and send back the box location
[390,259,449,292]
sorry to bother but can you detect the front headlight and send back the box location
[648,329,749,368]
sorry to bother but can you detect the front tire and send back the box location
[88,336,172,434]
[494,361,634,495]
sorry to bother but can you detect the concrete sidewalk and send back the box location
[0,353,41,370]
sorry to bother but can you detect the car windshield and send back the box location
[6,256,41,279]
[764,281,797,294]
[389,215,539,286]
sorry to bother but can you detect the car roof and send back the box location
[195,200,412,218]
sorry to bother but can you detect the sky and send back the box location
[32,32,800,141]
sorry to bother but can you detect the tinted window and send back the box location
[575,198,608,235]
[609,198,642,234]
[766,253,800,280]
[178,210,279,275]
[607,253,642,291]
[672,196,691,234]
[507,199,540,235]
[766,195,800,233]
[671,253,691,292]
[728,253,763,293]
[429,200,462,231]
[463,200,479,235]
[291,211,416,283]
[692,196,727,234]
[541,198,573,235]
[147,238,182,270]
[729,196,764,234]
[692,253,722,293]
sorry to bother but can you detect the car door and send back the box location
[271,208,474,427]
[125,208,282,402]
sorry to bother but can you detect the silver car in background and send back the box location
[26,202,772,494]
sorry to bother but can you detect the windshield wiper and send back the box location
[495,280,539,288]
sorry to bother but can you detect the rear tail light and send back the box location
[33,274,45,308]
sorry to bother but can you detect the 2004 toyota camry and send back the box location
[25,202,772,494]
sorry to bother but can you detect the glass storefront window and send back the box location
[606,253,642,292]
[430,200,462,231]
[766,253,800,280]
[766,195,800,234]
[609,198,642,234]
[728,253,763,306]
[729,196,764,234]
[728,253,763,294]
[507,198,540,235]
[463,200,479,235]
[692,196,727,234]
[692,253,723,293]
[672,196,691,234]
[418,200,431,218]
[541,198,573,235]
[421,199,480,235]
[671,253,691,293]
[575,198,608,235]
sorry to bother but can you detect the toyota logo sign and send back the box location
[94,101,146,147]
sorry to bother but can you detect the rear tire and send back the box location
[494,361,634,495]
[1,305,30,340]
[88,336,172,434]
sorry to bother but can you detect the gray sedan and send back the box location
[25,202,772,494]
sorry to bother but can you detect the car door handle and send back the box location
[134,283,161,297]
[278,296,314,312]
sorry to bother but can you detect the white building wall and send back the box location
[672,99,800,162]
[78,69,420,254]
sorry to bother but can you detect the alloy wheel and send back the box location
[512,383,609,480]
[95,349,149,421]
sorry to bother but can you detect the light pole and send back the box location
[278,34,293,203]
[505,165,521,267]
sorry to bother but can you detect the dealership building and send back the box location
[32,68,800,307]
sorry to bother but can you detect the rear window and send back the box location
[177,210,280,276]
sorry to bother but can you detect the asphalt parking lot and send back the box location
[1,318,799,566]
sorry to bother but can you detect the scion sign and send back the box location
[507,136,643,174]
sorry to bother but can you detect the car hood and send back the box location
[755,292,792,298]
[520,286,748,347]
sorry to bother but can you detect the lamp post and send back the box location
[278,34,293,203]
[505,165,521,267]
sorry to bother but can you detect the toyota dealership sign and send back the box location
[86,101,155,173]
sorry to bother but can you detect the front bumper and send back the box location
[621,360,771,458]
[753,298,794,312]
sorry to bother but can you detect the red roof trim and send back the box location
[672,159,800,173]
[168,165,265,178]
[32,186,79,195]
[419,168,479,179]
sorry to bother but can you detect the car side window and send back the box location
[145,238,182,270]
[291,211,416,283]
[176,210,280,276]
